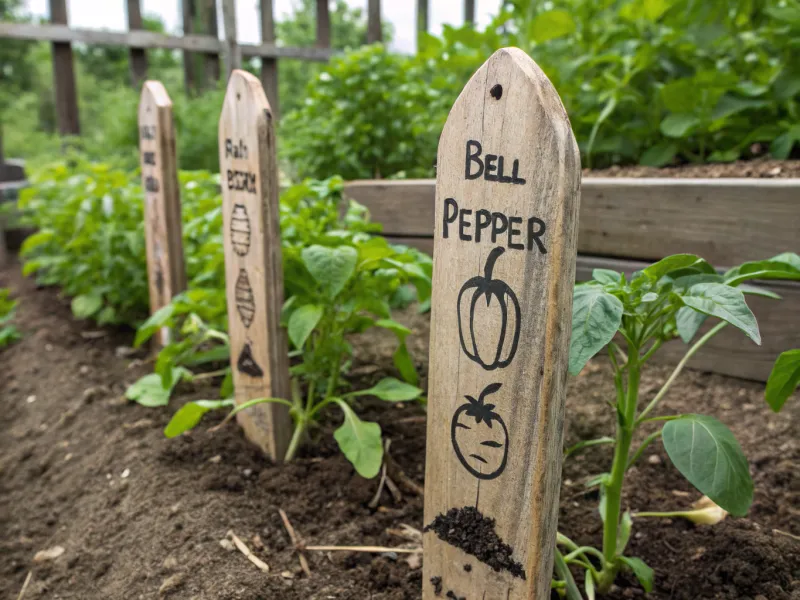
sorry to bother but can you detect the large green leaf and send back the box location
[333,399,383,478]
[529,10,576,42]
[662,414,753,516]
[660,114,700,138]
[71,293,104,319]
[301,244,358,297]
[288,304,324,349]
[164,399,234,438]
[352,377,422,402]
[641,254,707,281]
[134,303,175,347]
[569,286,623,375]
[675,306,707,344]
[765,350,800,413]
[125,367,190,408]
[679,283,760,344]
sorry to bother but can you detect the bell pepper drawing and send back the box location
[457,247,521,370]
[451,382,509,480]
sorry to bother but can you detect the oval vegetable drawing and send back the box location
[457,246,520,370]
[451,382,508,480]
[235,268,255,328]
[230,203,252,256]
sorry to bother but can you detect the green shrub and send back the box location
[281,44,447,180]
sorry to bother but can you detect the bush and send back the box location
[281,44,448,180]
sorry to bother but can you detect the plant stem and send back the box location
[553,549,583,600]
[284,418,307,462]
[636,322,727,424]
[626,430,662,470]
[598,352,640,592]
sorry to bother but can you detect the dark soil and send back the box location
[2,258,799,600]
[423,506,526,580]
[586,157,800,178]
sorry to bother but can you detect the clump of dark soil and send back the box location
[424,506,526,580]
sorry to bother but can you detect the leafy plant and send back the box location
[0,287,21,348]
[553,251,800,597]
[133,177,432,478]
[281,44,448,180]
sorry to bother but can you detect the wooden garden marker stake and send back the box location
[422,48,581,600]
[138,81,186,347]
[219,70,292,461]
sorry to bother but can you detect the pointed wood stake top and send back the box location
[218,69,292,461]
[422,48,581,600]
[138,80,186,347]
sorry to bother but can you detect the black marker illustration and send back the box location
[451,382,508,480]
[235,268,255,328]
[230,203,252,256]
[237,343,263,378]
[424,506,526,580]
[457,247,520,370]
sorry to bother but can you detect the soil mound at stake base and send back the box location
[424,505,526,580]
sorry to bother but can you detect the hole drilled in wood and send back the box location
[490,84,503,100]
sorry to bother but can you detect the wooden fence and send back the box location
[0,0,479,133]
[344,179,800,382]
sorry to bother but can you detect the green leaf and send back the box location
[679,283,760,344]
[352,377,422,402]
[617,511,633,555]
[529,10,576,42]
[642,254,705,280]
[643,0,673,20]
[639,142,677,167]
[164,399,234,438]
[662,414,753,516]
[724,256,800,286]
[569,286,624,375]
[125,367,190,408]
[619,556,654,593]
[71,293,103,319]
[765,350,800,413]
[675,306,707,344]
[220,369,234,398]
[641,292,658,302]
[288,304,324,349]
[375,318,411,340]
[134,303,175,347]
[393,342,419,386]
[738,284,781,300]
[660,114,700,138]
[333,399,383,479]
[592,269,621,285]
[301,244,358,297]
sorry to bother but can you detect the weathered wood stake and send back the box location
[219,70,292,461]
[422,48,581,600]
[138,81,186,347]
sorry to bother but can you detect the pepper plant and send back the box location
[553,251,800,598]
[0,288,21,348]
[136,177,432,478]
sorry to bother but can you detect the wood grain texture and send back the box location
[422,48,581,600]
[49,0,79,136]
[138,81,187,347]
[259,0,279,119]
[316,0,330,48]
[181,0,197,94]
[126,0,148,87]
[344,178,800,267]
[367,0,382,43]
[219,70,292,461]
[0,23,335,61]
[221,0,242,79]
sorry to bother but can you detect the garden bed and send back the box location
[1,259,798,600]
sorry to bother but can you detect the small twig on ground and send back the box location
[773,529,800,542]
[279,509,311,577]
[394,415,427,425]
[305,545,420,554]
[16,571,32,600]
[384,439,424,497]
[227,530,269,573]
[368,462,389,509]
[384,474,403,503]
[386,524,422,544]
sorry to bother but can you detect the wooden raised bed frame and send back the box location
[344,178,800,382]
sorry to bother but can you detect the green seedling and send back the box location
[553,251,800,597]
[135,178,432,479]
